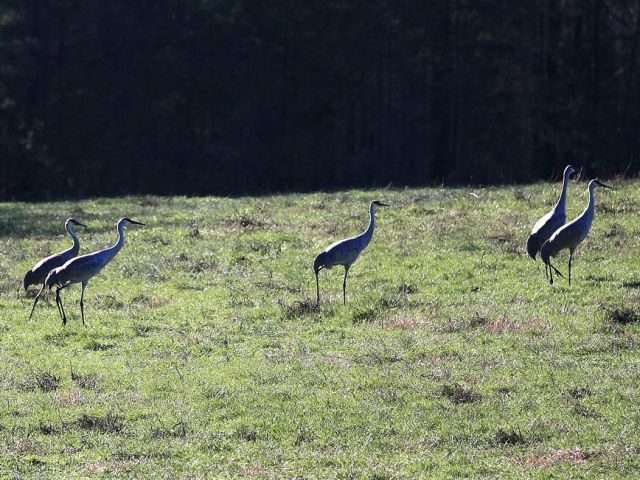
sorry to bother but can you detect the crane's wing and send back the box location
[58,254,106,283]
[548,216,589,253]
[531,209,566,237]
[322,237,365,267]
[30,247,74,273]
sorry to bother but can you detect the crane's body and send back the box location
[540,179,612,284]
[313,200,388,304]
[526,165,575,268]
[23,218,87,291]
[29,217,144,326]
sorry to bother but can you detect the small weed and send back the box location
[494,427,526,445]
[151,421,188,439]
[186,221,201,237]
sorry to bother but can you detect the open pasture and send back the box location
[0,181,639,478]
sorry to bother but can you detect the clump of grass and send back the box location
[278,298,319,319]
[131,323,153,337]
[440,383,481,404]
[604,307,639,325]
[151,421,188,439]
[84,339,115,351]
[398,283,419,294]
[77,413,124,434]
[226,215,264,231]
[568,387,591,400]
[186,221,201,237]
[71,370,98,389]
[494,427,526,445]
[351,305,380,324]
[293,426,314,446]
[20,372,61,393]
[601,306,640,333]
[234,425,258,442]
[36,421,60,435]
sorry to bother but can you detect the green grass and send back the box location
[0,181,639,478]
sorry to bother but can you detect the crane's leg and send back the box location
[80,282,87,326]
[316,272,320,305]
[568,250,573,286]
[544,263,549,281]
[55,288,65,326]
[549,263,554,285]
[343,265,351,305]
[56,285,71,327]
[28,283,46,320]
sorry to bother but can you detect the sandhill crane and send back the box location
[540,179,612,285]
[313,200,389,305]
[526,165,575,279]
[29,217,145,326]
[23,218,88,291]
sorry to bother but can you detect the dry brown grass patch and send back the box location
[383,314,428,329]
[521,448,596,468]
[485,317,521,334]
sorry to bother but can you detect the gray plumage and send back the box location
[23,218,87,291]
[313,200,389,305]
[540,179,612,285]
[29,217,145,326]
[526,165,575,265]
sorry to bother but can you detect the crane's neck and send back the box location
[66,223,80,255]
[585,186,596,218]
[103,222,126,262]
[361,203,376,246]
[555,172,571,212]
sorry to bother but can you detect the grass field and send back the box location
[1,180,639,479]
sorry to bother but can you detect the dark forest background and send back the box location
[1,1,640,200]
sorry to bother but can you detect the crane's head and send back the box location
[564,165,576,180]
[117,217,146,229]
[588,178,613,191]
[371,200,390,209]
[65,218,88,228]
[313,252,328,274]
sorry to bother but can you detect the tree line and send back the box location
[1,0,639,200]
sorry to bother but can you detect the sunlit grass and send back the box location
[0,181,639,478]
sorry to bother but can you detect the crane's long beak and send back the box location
[595,180,613,190]
[130,220,146,225]
[316,271,320,305]
[76,222,88,228]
